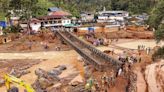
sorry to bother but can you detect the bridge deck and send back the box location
[56,30,122,71]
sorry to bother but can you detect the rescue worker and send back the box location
[28,41,32,50]
[101,72,110,91]
[111,49,114,55]
[85,77,94,91]
[110,70,115,86]
[118,68,122,76]
[94,82,100,92]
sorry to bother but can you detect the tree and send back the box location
[149,0,164,42]
[0,0,10,20]
[0,0,10,13]
[32,0,54,17]
[149,0,164,60]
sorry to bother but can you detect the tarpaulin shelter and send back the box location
[0,21,7,28]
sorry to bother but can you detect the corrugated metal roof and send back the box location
[48,7,61,12]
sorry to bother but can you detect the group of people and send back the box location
[27,41,49,50]
[40,41,49,49]
[118,53,140,64]
[85,70,116,92]
[110,38,119,44]
[138,45,151,55]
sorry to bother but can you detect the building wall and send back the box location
[109,16,124,21]
[81,14,94,21]
[62,19,71,26]
[77,26,120,34]
[30,22,41,32]
[98,16,108,20]
[77,27,103,33]
[41,19,71,27]
[98,16,124,21]
[104,25,120,32]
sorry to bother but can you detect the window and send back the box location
[49,21,52,24]
[45,21,48,24]
[63,21,65,23]
[54,21,57,23]
[58,21,62,23]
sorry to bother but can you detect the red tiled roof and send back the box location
[49,11,72,16]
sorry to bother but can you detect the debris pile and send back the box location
[67,82,86,92]
[0,60,41,87]
[145,61,164,92]
[10,69,30,78]
[0,30,71,52]
[105,30,153,39]
[127,72,137,92]
[9,61,40,78]
[32,65,67,91]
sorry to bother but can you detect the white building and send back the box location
[97,10,129,23]
[62,19,71,26]
[29,18,41,33]
[39,15,71,28]
[80,13,94,22]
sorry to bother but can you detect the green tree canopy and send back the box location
[148,0,164,60]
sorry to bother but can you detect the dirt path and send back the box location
[134,67,146,92]
[0,51,69,59]
[145,60,164,92]
[116,40,164,49]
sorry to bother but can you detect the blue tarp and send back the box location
[88,27,94,32]
[0,21,7,28]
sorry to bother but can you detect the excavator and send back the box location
[4,74,35,92]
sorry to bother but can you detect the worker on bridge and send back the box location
[85,77,94,91]
[101,72,110,91]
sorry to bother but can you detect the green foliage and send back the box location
[154,24,164,43]
[9,25,21,33]
[149,0,164,42]
[0,13,6,21]
[153,46,164,60]
[0,0,54,20]
[52,0,157,14]
[32,0,54,17]
[149,0,164,60]
[0,0,10,13]
[0,0,10,20]
[3,25,21,34]
[147,0,164,29]
[0,0,161,18]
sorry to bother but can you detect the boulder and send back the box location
[10,69,17,76]
[20,70,31,75]
[10,69,30,78]
[48,69,62,76]
[35,68,47,78]
[58,65,67,71]
[54,65,67,71]
[38,77,53,89]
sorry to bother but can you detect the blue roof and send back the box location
[48,7,61,12]
[0,21,7,28]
